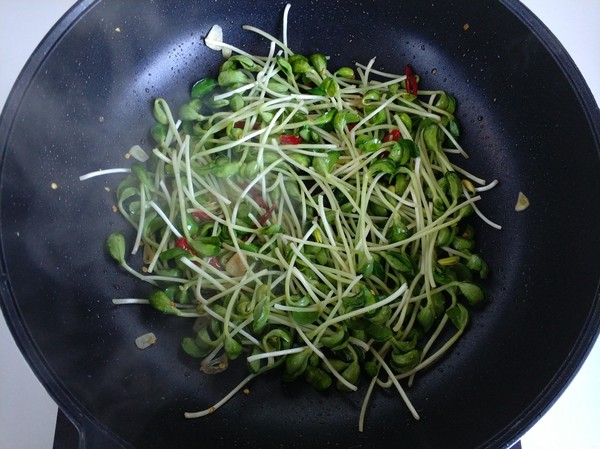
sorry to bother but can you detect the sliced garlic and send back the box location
[201,354,229,374]
[225,252,248,277]
[515,192,530,211]
[128,144,149,162]
[204,24,231,58]
[135,332,157,349]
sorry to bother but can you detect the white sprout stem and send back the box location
[139,274,187,284]
[289,318,358,392]
[79,168,131,181]
[358,372,380,432]
[355,61,408,80]
[117,261,158,286]
[449,162,487,185]
[212,82,256,101]
[282,3,292,51]
[310,283,407,337]
[396,329,465,380]
[242,25,292,56]
[439,122,468,158]
[202,303,261,347]
[149,201,182,239]
[112,298,149,305]
[184,373,258,418]
[370,348,420,420]
[146,222,173,274]
[475,179,499,192]
[131,187,146,255]
[463,187,502,229]
[246,346,307,363]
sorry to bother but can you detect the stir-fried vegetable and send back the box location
[83,4,500,430]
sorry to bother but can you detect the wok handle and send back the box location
[53,407,525,449]
[78,426,127,449]
[53,408,128,449]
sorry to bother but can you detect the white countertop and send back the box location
[1,1,599,448]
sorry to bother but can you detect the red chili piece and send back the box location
[192,211,212,221]
[258,204,277,225]
[238,182,269,210]
[175,237,193,253]
[383,129,401,142]
[279,135,303,145]
[251,192,269,210]
[234,121,261,130]
[208,257,222,269]
[405,64,418,96]
[252,194,268,210]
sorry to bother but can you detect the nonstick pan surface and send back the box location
[1,1,599,448]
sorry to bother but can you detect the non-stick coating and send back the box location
[1,1,599,448]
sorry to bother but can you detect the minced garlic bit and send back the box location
[463,23,470,31]
[115,27,121,33]
[515,192,530,211]
[112,205,118,213]
[135,332,157,349]
[243,388,250,395]
[51,182,58,190]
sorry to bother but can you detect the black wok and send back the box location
[1,1,599,448]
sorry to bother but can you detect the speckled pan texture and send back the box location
[0,1,599,448]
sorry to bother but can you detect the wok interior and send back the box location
[1,1,599,448]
